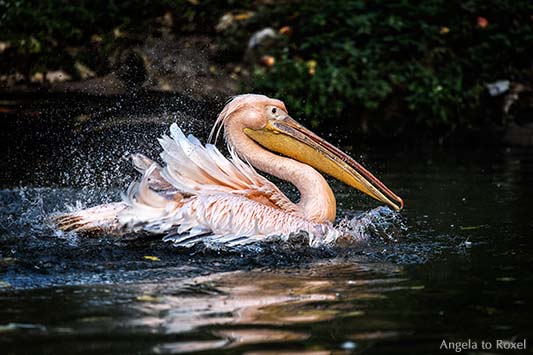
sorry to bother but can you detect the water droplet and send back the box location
[341,341,358,350]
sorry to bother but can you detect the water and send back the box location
[1,95,532,354]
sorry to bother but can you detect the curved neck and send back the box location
[225,121,336,223]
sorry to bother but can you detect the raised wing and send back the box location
[157,123,299,214]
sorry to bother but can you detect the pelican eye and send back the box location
[266,105,283,120]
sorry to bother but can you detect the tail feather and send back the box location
[53,202,128,234]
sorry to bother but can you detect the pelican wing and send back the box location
[158,123,299,214]
[130,153,175,191]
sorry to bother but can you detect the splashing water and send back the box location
[0,185,412,290]
[1,185,405,253]
[336,206,407,244]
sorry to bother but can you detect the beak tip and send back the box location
[398,197,404,211]
[389,196,404,212]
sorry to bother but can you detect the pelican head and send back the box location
[211,94,404,211]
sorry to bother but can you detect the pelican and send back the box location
[56,94,403,246]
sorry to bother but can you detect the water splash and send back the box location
[336,206,408,244]
[0,186,446,290]
[0,185,406,251]
[0,187,119,239]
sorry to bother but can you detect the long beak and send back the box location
[244,116,404,211]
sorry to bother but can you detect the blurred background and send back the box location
[1,0,532,146]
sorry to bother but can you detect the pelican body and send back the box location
[56,94,403,246]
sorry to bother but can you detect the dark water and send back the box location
[1,95,532,354]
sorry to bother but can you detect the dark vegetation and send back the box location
[1,0,532,142]
[1,0,223,77]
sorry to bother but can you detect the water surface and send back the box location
[1,95,532,354]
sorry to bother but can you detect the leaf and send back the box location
[459,225,483,230]
[143,255,160,262]
[136,295,160,302]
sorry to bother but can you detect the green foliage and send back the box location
[1,0,532,135]
[0,0,239,76]
[248,0,533,133]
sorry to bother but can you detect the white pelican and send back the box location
[56,94,403,246]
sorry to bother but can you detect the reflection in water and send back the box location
[120,262,409,353]
[0,261,413,354]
